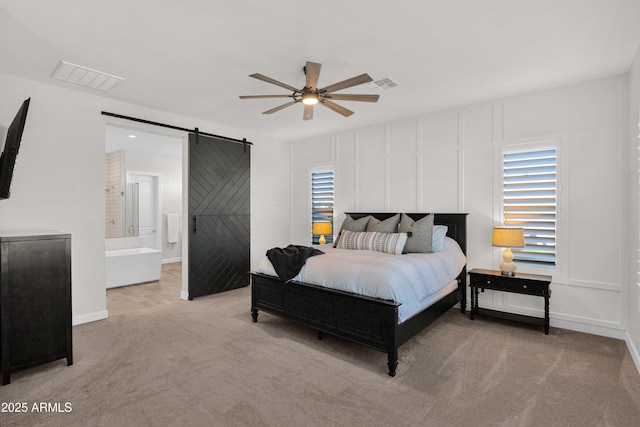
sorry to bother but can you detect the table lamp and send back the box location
[312,222,332,245]
[492,226,525,276]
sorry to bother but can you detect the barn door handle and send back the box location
[192,215,197,233]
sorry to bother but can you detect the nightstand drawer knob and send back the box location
[523,285,527,289]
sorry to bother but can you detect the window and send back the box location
[502,148,556,267]
[311,170,334,244]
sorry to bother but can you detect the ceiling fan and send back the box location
[239,61,379,120]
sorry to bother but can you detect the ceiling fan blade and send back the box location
[319,73,373,94]
[239,95,294,99]
[303,104,314,120]
[262,100,299,115]
[305,61,322,91]
[250,73,300,92]
[319,100,354,117]
[324,94,379,103]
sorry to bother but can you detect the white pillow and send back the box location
[432,225,448,252]
[336,230,408,255]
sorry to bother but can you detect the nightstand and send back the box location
[468,268,552,335]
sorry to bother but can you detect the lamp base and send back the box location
[499,248,517,277]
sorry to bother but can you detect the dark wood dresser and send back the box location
[0,231,72,385]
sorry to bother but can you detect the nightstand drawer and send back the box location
[469,275,506,290]
[506,280,546,296]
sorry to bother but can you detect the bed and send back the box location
[250,212,468,376]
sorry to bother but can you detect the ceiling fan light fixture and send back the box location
[301,93,319,105]
[240,62,378,119]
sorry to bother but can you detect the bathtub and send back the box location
[106,247,162,288]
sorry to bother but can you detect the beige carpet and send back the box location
[2,268,640,426]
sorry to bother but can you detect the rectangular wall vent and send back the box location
[369,76,399,91]
[51,61,124,91]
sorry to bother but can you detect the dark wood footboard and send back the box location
[251,212,467,376]
[251,272,401,373]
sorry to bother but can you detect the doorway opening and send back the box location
[104,124,185,309]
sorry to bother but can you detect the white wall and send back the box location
[291,75,627,338]
[627,44,640,372]
[0,71,291,325]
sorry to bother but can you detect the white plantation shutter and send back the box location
[311,170,334,244]
[503,148,556,266]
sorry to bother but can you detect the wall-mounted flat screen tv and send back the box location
[0,98,30,200]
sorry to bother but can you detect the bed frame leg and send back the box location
[458,277,466,314]
[251,308,258,322]
[387,350,398,377]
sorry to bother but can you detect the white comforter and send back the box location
[255,237,467,322]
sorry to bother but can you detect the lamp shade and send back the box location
[312,222,332,235]
[492,226,525,248]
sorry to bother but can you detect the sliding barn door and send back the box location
[188,134,250,299]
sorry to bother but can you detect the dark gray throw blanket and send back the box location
[266,245,324,282]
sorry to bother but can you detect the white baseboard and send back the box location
[162,257,182,264]
[72,310,108,326]
[463,302,639,373]
[625,332,640,376]
[550,317,627,340]
[467,300,626,339]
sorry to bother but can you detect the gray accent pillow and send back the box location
[366,213,401,233]
[398,213,434,253]
[340,214,370,232]
[333,214,371,247]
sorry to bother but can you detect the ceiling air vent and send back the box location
[51,61,124,91]
[369,76,399,91]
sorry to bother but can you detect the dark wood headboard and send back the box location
[344,212,468,256]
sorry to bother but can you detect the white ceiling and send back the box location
[1,0,640,143]
[105,125,182,157]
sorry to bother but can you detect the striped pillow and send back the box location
[336,230,408,255]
